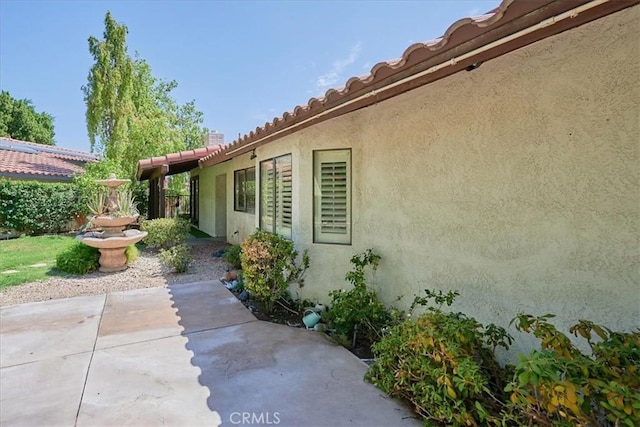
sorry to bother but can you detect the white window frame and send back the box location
[313,149,351,245]
[260,154,292,239]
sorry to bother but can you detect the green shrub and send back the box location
[506,314,640,426]
[55,242,100,274]
[240,229,309,313]
[125,245,139,262]
[365,289,512,426]
[159,243,192,273]
[0,179,84,235]
[131,181,148,218]
[325,249,392,346]
[85,189,138,218]
[223,244,242,269]
[141,217,190,249]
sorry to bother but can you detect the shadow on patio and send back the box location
[167,281,420,427]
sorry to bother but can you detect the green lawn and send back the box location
[0,235,76,290]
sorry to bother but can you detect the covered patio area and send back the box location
[137,144,224,222]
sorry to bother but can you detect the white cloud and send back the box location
[315,41,362,90]
[316,72,339,89]
[467,7,481,17]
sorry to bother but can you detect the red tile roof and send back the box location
[199,0,638,168]
[137,144,226,180]
[0,137,98,182]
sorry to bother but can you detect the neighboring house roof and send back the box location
[137,144,226,181]
[197,0,638,168]
[0,137,98,182]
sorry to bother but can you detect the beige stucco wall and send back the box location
[192,151,256,241]
[201,7,639,358]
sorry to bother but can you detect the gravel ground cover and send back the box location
[0,242,228,307]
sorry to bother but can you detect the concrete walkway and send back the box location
[0,282,419,427]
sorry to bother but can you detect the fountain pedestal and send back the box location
[77,229,147,272]
[99,248,127,273]
[76,174,147,272]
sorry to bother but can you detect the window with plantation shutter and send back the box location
[260,154,292,239]
[314,149,351,244]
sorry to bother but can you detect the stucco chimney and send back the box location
[204,131,224,147]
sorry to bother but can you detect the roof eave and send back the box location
[0,172,74,182]
[198,0,639,169]
[136,145,226,181]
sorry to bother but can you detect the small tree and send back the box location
[240,229,309,313]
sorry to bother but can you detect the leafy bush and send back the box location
[325,249,392,346]
[125,244,139,262]
[223,244,242,269]
[141,217,190,249]
[159,243,192,273]
[86,190,108,216]
[0,179,84,234]
[506,314,640,426]
[132,181,149,217]
[86,188,139,218]
[114,190,139,217]
[56,242,100,274]
[73,159,148,217]
[240,229,309,313]
[365,289,512,426]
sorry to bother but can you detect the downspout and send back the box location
[224,0,610,157]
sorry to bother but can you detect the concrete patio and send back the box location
[0,281,419,427]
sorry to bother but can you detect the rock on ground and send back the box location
[0,243,229,307]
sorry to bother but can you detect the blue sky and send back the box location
[0,0,498,152]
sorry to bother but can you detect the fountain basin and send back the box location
[90,215,138,228]
[95,177,130,187]
[77,230,148,272]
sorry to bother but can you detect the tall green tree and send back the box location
[82,11,135,159]
[0,91,55,145]
[82,12,207,180]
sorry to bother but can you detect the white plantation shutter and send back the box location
[276,156,292,238]
[260,154,292,239]
[246,167,255,213]
[260,160,275,232]
[314,150,351,244]
[320,162,347,233]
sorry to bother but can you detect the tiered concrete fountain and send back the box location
[77,174,147,272]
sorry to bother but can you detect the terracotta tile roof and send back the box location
[199,0,639,168]
[0,138,97,182]
[137,144,226,180]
